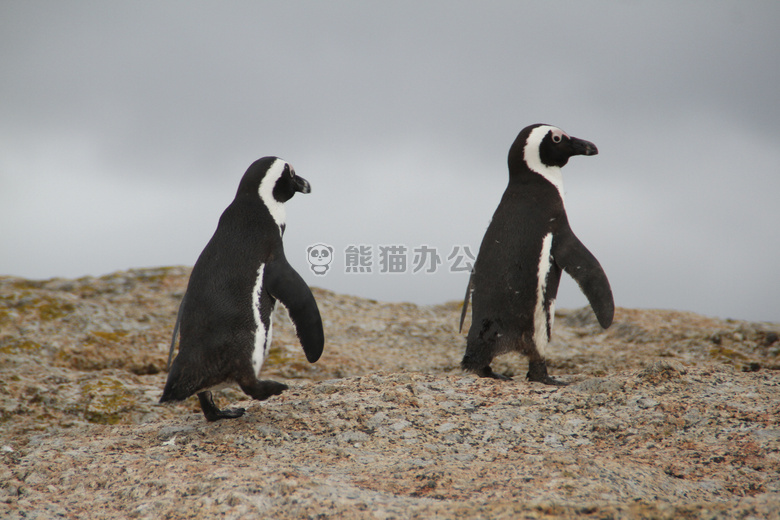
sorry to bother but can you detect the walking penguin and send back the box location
[459,124,614,385]
[161,157,324,421]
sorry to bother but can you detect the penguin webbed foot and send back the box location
[240,380,288,401]
[197,391,246,422]
[526,360,569,387]
[477,366,513,381]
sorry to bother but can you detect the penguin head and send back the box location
[508,124,598,175]
[237,156,311,233]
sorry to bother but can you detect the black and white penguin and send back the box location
[459,124,613,385]
[161,157,324,421]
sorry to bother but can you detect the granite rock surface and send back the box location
[1,267,778,519]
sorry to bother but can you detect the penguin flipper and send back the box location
[265,257,325,363]
[166,292,186,371]
[552,230,614,329]
[459,272,474,334]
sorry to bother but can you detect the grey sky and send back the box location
[1,2,778,322]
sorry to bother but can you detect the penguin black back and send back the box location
[161,157,324,421]
[461,124,613,385]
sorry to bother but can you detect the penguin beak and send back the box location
[569,137,598,157]
[294,175,311,194]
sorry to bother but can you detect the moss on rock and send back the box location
[80,376,137,425]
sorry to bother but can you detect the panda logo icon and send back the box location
[307,243,334,276]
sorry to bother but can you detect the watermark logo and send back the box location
[307,244,476,276]
[306,243,334,276]
[345,245,373,273]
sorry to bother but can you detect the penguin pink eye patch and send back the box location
[551,128,568,143]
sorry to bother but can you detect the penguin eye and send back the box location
[551,133,562,144]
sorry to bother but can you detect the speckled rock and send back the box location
[0,268,778,519]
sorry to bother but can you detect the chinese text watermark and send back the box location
[306,244,475,276]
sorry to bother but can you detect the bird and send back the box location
[161,157,324,420]
[460,124,613,385]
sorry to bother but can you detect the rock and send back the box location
[0,268,778,519]
[80,375,138,424]
[636,360,688,381]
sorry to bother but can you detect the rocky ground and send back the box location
[1,266,778,519]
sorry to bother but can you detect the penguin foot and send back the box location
[197,391,246,422]
[240,380,289,401]
[526,361,568,386]
[476,366,513,381]
[537,376,569,386]
[462,354,513,381]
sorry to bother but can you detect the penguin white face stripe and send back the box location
[533,232,554,356]
[524,126,566,206]
[258,158,287,234]
[251,264,268,376]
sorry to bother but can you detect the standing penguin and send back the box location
[161,157,324,421]
[460,124,613,385]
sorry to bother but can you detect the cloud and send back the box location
[1,2,778,322]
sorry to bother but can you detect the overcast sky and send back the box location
[1,2,778,322]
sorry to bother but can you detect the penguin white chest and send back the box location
[533,232,555,355]
[251,264,274,376]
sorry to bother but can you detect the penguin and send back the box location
[160,157,324,421]
[459,124,613,385]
